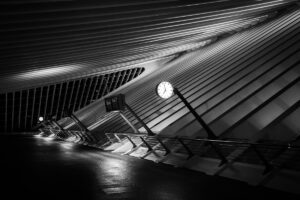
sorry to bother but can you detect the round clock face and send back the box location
[156,81,174,99]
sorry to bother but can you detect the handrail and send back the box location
[166,137,300,149]
[105,132,300,149]
[105,132,300,172]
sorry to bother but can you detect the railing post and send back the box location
[140,136,153,152]
[177,138,194,159]
[125,135,137,148]
[114,133,122,143]
[156,137,170,155]
[251,144,273,174]
[208,141,228,166]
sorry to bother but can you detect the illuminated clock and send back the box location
[156,81,174,99]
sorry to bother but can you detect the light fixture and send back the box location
[38,116,44,122]
[156,81,174,99]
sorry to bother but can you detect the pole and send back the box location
[173,88,217,139]
[119,111,139,133]
[125,103,155,136]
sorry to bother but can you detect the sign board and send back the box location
[105,94,126,112]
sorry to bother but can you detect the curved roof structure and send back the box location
[1,0,299,134]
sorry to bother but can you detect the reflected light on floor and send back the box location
[98,159,130,181]
[42,134,55,141]
[34,133,42,138]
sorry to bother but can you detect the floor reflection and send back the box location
[0,135,299,200]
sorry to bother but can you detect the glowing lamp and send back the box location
[38,116,44,122]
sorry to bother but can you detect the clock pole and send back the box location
[125,103,155,136]
[173,88,217,139]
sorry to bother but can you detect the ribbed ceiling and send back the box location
[68,6,300,141]
[1,0,299,133]
[1,0,297,92]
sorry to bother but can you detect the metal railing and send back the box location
[104,132,300,174]
[40,124,300,174]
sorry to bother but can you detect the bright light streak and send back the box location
[16,64,84,79]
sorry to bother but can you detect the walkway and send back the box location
[0,135,298,200]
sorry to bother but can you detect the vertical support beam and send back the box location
[106,73,116,93]
[124,69,131,84]
[18,91,22,130]
[83,78,93,107]
[12,92,15,131]
[96,76,105,99]
[60,82,69,119]
[24,90,29,130]
[50,84,56,116]
[37,87,43,121]
[43,85,50,120]
[100,74,109,97]
[72,80,81,113]
[30,88,37,128]
[125,103,154,136]
[130,68,138,80]
[4,93,7,132]
[67,81,75,112]
[90,77,99,103]
[174,88,217,139]
[132,67,139,79]
[55,84,62,118]
[119,70,127,86]
[113,71,122,90]
[77,79,87,110]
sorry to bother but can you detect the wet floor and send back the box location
[0,134,299,200]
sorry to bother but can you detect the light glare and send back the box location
[16,65,84,79]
